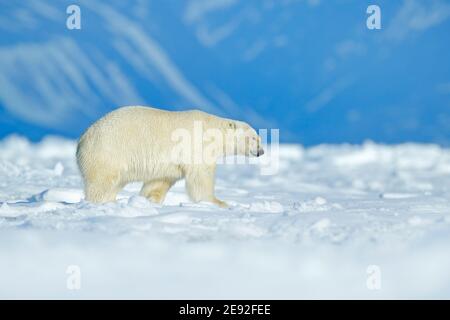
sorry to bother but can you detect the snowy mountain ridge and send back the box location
[1,0,450,144]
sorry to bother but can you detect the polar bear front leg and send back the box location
[185,165,228,208]
[140,179,175,204]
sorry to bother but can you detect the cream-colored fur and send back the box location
[76,106,263,207]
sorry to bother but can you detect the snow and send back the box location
[1,135,450,299]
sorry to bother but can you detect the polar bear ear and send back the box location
[227,122,237,130]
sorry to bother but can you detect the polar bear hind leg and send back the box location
[140,179,176,204]
[84,172,124,203]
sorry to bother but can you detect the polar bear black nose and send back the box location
[257,149,264,157]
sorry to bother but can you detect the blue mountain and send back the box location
[1,0,449,145]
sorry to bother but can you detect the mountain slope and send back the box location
[1,0,449,144]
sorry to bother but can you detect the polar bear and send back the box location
[76,106,264,207]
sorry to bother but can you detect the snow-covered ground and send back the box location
[1,135,450,299]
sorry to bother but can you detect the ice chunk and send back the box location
[53,162,64,176]
[33,188,83,204]
[249,201,284,213]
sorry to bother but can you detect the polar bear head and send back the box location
[224,120,264,157]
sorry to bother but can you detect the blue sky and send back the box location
[0,0,449,145]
